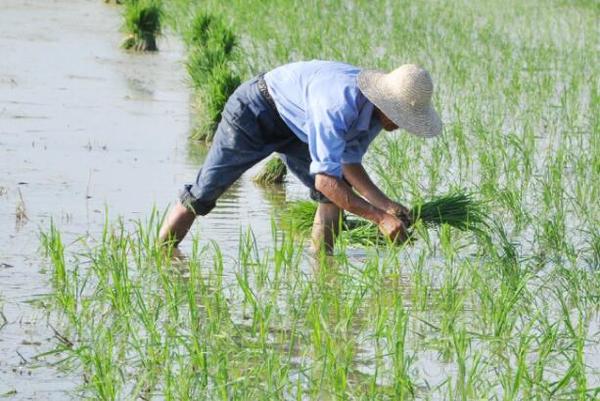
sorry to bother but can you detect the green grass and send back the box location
[121,0,163,52]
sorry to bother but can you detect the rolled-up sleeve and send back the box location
[306,89,357,177]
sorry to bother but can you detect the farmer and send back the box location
[159,60,442,253]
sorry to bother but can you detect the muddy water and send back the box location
[0,1,303,398]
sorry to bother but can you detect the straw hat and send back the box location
[358,64,442,137]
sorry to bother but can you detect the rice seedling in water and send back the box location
[184,14,237,89]
[183,12,240,141]
[15,188,28,227]
[184,12,236,54]
[252,156,287,185]
[195,65,241,140]
[121,0,163,52]
[186,45,230,90]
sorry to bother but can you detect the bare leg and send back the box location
[159,202,196,247]
[311,202,342,255]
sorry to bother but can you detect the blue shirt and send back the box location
[264,60,382,178]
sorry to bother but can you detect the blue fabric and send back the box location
[264,60,382,178]
[180,76,330,215]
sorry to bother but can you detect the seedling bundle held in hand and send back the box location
[410,192,488,233]
[281,190,488,245]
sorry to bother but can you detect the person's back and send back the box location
[265,60,363,136]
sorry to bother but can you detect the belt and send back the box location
[257,74,278,113]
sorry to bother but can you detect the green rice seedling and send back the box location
[409,251,433,311]
[527,316,561,397]
[252,156,287,185]
[279,199,383,246]
[447,328,483,401]
[194,65,241,141]
[183,11,214,48]
[281,190,488,246]
[584,228,600,269]
[186,46,230,90]
[410,191,489,233]
[40,222,80,320]
[184,21,237,89]
[183,12,240,141]
[280,200,317,233]
[498,323,535,401]
[121,0,163,52]
[386,297,415,399]
[184,12,236,55]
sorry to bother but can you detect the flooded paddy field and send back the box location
[2,0,600,400]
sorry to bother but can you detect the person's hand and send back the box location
[386,202,412,227]
[378,213,408,243]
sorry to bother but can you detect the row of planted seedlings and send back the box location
[40,207,600,399]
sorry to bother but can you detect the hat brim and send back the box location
[358,70,442,138]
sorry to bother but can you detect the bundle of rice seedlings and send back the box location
[184,11,240,141]
[280,191,488,246]
[184,12,236,55]
[198,66,241,140]
[184,12,214,48]
[121,0,162,52]
[186,46,229,90]
[410,192,488,233]
[280,200,316,233]
[253,156,287,185]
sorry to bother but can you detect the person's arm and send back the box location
[315,173,407,241]
[342,163,411,224]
